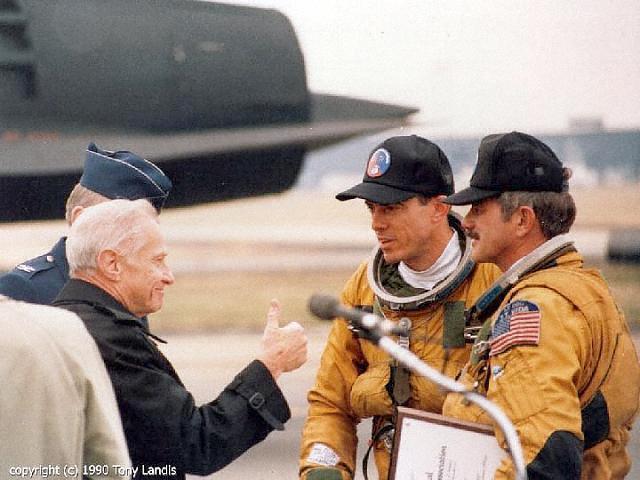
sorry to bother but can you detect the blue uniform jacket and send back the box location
[0,237,69,304]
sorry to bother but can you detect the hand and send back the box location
[257,299,308,379]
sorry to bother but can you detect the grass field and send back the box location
[151,269,353,333]
[594,260,640,326]
[150,261,640,334]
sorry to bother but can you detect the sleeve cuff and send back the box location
[227,360,291,430]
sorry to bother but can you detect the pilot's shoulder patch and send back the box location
[490,300,541,356]
[307,443,340,467]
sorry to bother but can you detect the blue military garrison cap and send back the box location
[80,143,172,211]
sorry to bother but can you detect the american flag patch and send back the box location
[490,300,541,356]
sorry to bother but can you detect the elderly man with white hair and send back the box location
[53,199,308,480]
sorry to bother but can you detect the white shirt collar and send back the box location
[398,229,462,290]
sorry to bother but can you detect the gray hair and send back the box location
[67,199,158,275]
[65,183,109,225]
[497,191,576,239]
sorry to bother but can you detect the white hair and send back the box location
[67,199,158,275]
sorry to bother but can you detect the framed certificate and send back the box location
[389,407,508,480]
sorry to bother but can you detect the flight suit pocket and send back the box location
[350,363,392,418]
[488,349,546,424]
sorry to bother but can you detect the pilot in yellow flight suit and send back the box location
[299,135,500,480]
[442,131,640,479]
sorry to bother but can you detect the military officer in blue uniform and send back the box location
[0,143,172,304]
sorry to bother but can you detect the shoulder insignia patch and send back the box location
[490,300,541,356]
[307,442,340,467]
[16,264,36,273]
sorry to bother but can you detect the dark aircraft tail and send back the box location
[0,0,416,222]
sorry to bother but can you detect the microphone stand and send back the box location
[353,314,528,480]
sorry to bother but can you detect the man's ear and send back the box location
[514,205,537,237]
[68,206,85,225]
[431,195,451,223]
[97,249,121,281]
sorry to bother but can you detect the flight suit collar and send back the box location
[368,213,475,311]
[541,249,583,270]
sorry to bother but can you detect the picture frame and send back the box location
[389,407,508,480]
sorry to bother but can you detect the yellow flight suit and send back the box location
[299,258,500,480]
[443,251,640,479]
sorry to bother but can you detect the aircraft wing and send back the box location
[1,94,416,221]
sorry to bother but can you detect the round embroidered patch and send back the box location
[366,148,391,178]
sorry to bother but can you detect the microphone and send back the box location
[308,294,409,337]
[309,294,372,323]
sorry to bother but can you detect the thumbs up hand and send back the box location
[258,299,308,379]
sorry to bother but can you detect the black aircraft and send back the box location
[0,0,416,222]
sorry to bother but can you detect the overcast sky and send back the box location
[212,0,640,136]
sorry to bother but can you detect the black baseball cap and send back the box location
[444,131,566,206]
[336,135,454,205]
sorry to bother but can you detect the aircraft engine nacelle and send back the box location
[0,0,310,131]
